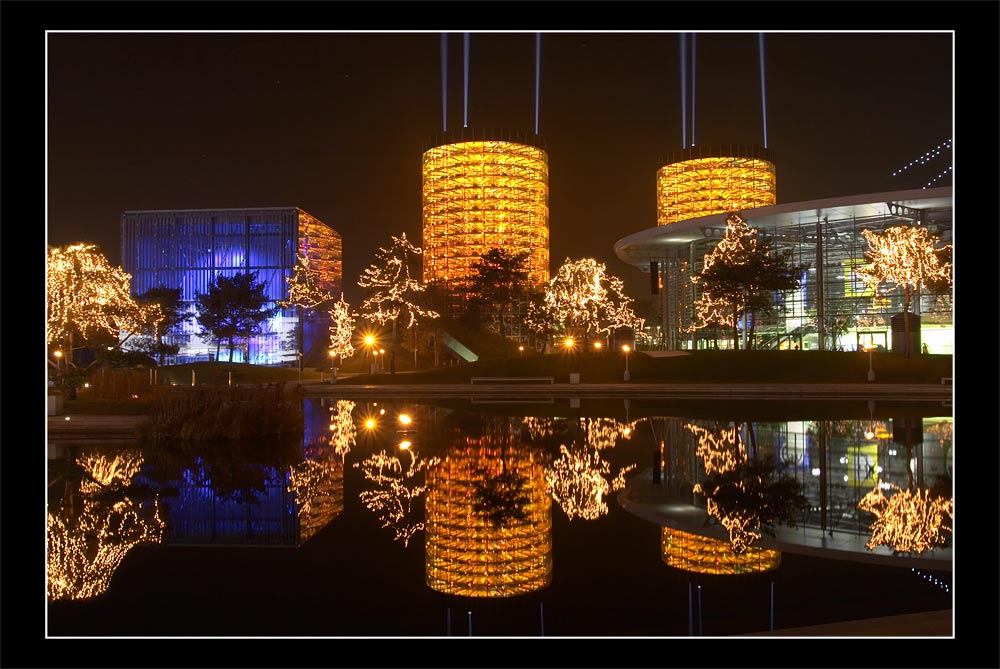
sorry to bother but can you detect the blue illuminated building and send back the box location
[121,207,342,365]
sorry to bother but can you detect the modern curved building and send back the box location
[615,187,953,353]
[421,129,549,324]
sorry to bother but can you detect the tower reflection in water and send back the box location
[425,416,552,597]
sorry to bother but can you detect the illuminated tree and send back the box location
[855,225,952,357]
[691,213,806,350]
[357,233,439,374]
[194,272,275,364]
[278,253,335,368]
[469,248,531,340]
[532,257,644,346]
[47,243,163,351]
[327,296,356,371]
[858,483,953,554]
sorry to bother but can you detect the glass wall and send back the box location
[121,207,342,365]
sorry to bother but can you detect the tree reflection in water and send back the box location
[687,422,808,553]
[354,448,438,546]
[47,450,164,601]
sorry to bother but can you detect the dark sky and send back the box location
[46,30,954,304]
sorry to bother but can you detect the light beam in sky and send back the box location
[440,33,448,132]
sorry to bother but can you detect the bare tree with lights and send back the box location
[326,296,356,378]
[357,233,439,374]
[854,225,952,358]
[530,257,644,347]
[278,253,335,369]
[691,213,806,350]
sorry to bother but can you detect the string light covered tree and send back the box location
[326,296,356,375]
[47,243,163,350]
[691,213,806,350]
[278,253,335,368]
[47,244,163,396]
[854,225,952,357]
[357,233,439,374]
[529,257,644,347]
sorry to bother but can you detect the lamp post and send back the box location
[328,349,337,384]
[593,341,603,352]
[864,342,875,382]
[518,345,524,358]
[379,348,385,374]
[622,344,631,381]
[364,335,376,374]
[864,399,876,441]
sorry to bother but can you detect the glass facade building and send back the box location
[615,187,953,354]
[121,207,342,366]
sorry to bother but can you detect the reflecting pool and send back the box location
[46,396,953,638]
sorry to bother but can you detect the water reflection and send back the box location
[355,447,437,547]
[424,416,552,597]
[661,527,781,575]
[47,450,164,601]
[49,397,952,611]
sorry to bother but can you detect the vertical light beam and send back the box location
[690,33,696,147]
[463,32,470,128]
[440,33,448,132]
[534,32,541,135]
[759,32,768,149]
[680,33,687,149]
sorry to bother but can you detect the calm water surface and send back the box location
[46,396,953,638]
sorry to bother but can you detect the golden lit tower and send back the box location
[661,527,781,575]
[422,131,550,299]
[425,420,552,598]
[657,145,776,226]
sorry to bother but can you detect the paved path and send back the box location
[300,381,953,401]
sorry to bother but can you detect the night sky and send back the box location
[45,30,956,304]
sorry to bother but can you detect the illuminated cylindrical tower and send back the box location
[657,145,776,226]
[425,427,552,597]
[422,130,550,297]
[661,527,781,575]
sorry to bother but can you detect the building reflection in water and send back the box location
[661,527,781,575]
[288,399,354,541]
[636,412,953,559]
[47,450,164,601]
[425,416,552,597]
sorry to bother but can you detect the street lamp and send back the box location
[372,350,380,374]
[328,349,337,383]
[364,334,376,373]
[379,348,385,374]
[518,345,524,358]
[622,344,631,381]
[593,341,603,351]
[864,342,875,382]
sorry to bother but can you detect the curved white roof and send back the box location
[614,187,952,267]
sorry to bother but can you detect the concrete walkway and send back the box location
[300,381,953,401]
